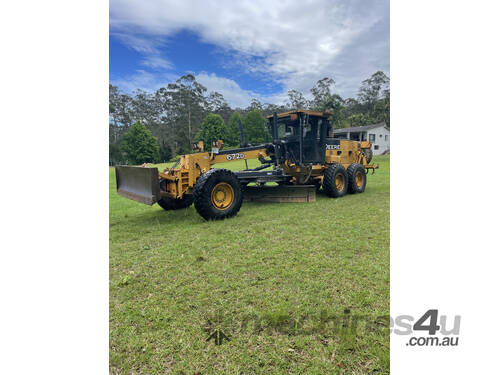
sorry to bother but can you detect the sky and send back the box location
[109,0,389,108]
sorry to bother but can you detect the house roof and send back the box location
[333,122,387,133]
[265,109,333,119]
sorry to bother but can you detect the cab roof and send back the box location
[265,109,333,120]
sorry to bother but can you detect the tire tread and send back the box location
[193,169,243,220]
[346,163,367,194]
[322,163,348,198]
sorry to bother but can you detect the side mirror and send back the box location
[192,141,204,152]
[211,140,224,149]
[211,140,224,154]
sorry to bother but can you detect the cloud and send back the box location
[140,56,173,70]
[111,32,162,55]
[111,70,177,93]
[110,0,389,100]
[112,70,284,108]
[196,73,263,108]
[112,69,288,108]
[112,32,174,71]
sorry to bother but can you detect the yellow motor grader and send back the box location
[115,110,378,220]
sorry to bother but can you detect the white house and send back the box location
[333,123,390,155]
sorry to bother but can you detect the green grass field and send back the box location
[110,156,390,375]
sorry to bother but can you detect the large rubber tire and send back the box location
[347,163,367,194]
[362,148,373,164]
[322,163,348,198]
[193,169,243,221]
[157,194,194,210]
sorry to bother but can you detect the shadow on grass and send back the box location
[115,207,202,228]
[114,197,317,228]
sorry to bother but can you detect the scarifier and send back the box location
[115,110,378,220]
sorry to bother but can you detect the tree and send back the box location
[132,89,159,127]
[109,71,390,154]
[385,90,390,127]
[346,113,375,127]
[261,103,287,117]
[195,114,227,151]
[120,122,160,164]
[206,91,232,124]
[154,87,179,154]
[373,94,390,126]
[109,142,124,166]
[243,110,269,144]
[310,77,335,110]
[357,71,389,111]
[109,84,134,130]
[109,84,134,144]
[166,74,207,153]
[287,89,309,109]
[248,99,263,112]
[226,112,243,146]
[206,91,226,112]
[159,140,173,162]
[321,93,344,128]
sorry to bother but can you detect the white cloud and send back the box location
[140,56,173,70]
[112,70,287,108]
[196,72,275,108]
[196,73,255,108]
[110,0,389,100]
[112,32,174,71]
[111,70,177,93]
[111,32,162,55]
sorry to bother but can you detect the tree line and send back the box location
[109,71,389,164]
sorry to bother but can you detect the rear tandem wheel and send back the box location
[347,163,367,194]
[322,163,348,198]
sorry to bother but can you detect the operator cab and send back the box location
[266,110,333,165]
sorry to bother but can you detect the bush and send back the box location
[109,142,124,165]
[243,109,270,144]
[120,122,160,164]
[226,112,243,146]
[159,140,172,162]
[195,114,227,151]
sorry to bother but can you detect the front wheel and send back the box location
[193,169,243,220]
[322,164,348,198]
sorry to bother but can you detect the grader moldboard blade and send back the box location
[242,185,316,203]
[115,166,161,205]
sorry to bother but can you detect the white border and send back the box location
[391,0,500,373]
[1,0,500,373]
[1,0,109,373]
